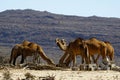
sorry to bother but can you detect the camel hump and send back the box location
[22,40,31,46]
[74,37,84,45]
[104,41,111,44]
[104,41,114,51]
[89,37,99,42]
[27,42,37,49]
[104,41,113,48]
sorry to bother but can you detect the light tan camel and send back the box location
[9,40,55,65]
[55,38,89,67]
[84,38,109,65]
[56,37,109,67]
[95,41,114,63]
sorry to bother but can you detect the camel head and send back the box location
[55,38,67,51]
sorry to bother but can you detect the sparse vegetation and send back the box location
[2,69,12,80]
[39,74,55,80]
[24,72,35,80]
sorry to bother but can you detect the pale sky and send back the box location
[0,0,120,18]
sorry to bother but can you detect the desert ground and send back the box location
[0,67,120,80]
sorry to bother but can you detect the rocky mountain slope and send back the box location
[0,9,120,63]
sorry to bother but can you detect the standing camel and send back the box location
[55,38,89,67]
[84,38,109,65]
[9,40,55,65]
[95,41,114,64]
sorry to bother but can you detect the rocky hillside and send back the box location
[0,9,120,63]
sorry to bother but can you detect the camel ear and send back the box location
[61,39,66,45]
[62,39,65,42]
[55,38,59,43]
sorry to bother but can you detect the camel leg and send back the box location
[84,46,90,64]
[109,53,114,63]
[9,55,13,64]
[33,53,36,63]
[101,47,110,65]
[65,55,87,66]
[81,58,85,64]
[64,54,72,66]
[9,48,16,65]
[72,53,77,67]
[95,55,100,65]
[84,56,89,64]
[9,59,12,64]
[20,54,25,64]
[59,51,69,65]
[33,52,39,64]
[13,56,18,65]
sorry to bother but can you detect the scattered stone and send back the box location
[79,64,97,71]
[79,64,86,70]
[86,64,97,71]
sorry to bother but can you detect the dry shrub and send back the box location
[24,72,35,80]
[39,74,55,80]
[2,69,12,80]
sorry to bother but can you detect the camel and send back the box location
[9,44,38,65]
[95,41,114,64]
[84,38,109,65]
[55,38,89,67]
[56,37,110,67]
[9,40,55,65]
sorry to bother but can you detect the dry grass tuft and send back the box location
[2,69,12,80]
[24,72,35,80]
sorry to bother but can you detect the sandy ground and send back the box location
[0,68,120,80]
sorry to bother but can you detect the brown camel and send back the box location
[55,38,89,67]
[56,37,109,67]
[95,41,114,64]
[84,37,109,65]
[9,40,55,65]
